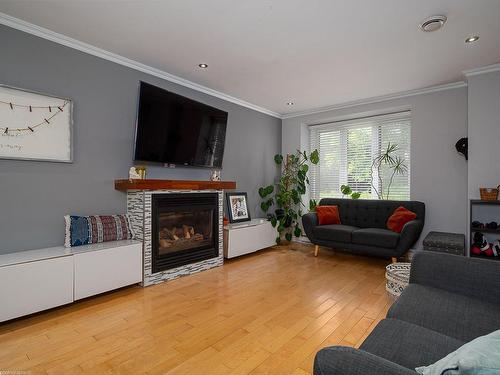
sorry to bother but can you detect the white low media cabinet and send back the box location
[223,218,277,258]
[0,240,142,322]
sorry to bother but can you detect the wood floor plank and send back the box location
[0,243,390,374]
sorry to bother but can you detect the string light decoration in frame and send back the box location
[0,85,73,162]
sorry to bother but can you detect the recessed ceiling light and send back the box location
[465,36,479,43]
[286,102,294,106]
[198,63,208,68]
[419,15,447,32]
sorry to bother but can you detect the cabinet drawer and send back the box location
[74,243,142,300]
[0,256,74,322]
[225,222,276,258]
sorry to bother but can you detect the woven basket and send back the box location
[385,263,411,299]
[479,185,500,201]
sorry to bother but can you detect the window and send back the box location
[309,111,411,201]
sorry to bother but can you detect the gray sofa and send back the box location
[314,251,500,374]
[302,199,425,259]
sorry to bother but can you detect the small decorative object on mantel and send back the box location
[226,192,251,223]
[210,169,221,181]
[479,185,500,201]
[0,85,72,162]
[129,166,147,179]
[129,166,141,179]
[130,165,147,179]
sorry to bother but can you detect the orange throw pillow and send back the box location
[387,206,417,233]
[316,205,341,225]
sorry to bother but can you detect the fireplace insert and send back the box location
[151,193,219,273]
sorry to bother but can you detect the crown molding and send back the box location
[0,12,282,119]
[4,11,495,122]
[282,81,467,119]
[463,62,500,77]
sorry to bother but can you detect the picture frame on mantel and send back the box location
[226,192,251,223]
[0,84,73,163]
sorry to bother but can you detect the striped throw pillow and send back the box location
[64,214,134,247]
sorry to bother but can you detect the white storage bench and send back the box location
[0,240,142,322]
[223,218,276,258]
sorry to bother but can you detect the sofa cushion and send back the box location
[360,318,464,370]
[312,224,358,243]
[352,228,400,248]
[316,205,341,225]
[387,206,417,233]
[388,284,500,342]
[415,329,500,375]
[64,214,134,247]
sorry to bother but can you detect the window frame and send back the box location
[309,111,411,201]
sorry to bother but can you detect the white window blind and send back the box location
[309,111,411,201]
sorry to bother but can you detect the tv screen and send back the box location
[134,82,228,168]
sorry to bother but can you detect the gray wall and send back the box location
[282,87,469,249]
[467,70,500,199]
[0,25,281,254]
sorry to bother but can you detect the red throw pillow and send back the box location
[387,206,417,233]
[316,205,341,225]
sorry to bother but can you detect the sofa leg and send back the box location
[314,245,319,257]
[391,257,397,263]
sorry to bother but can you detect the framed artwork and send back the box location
[226,192,251,223]
[0,85,73,162]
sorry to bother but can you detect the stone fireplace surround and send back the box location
[152,192,220,273]
[127,189,223,286]
[117,179,235,287]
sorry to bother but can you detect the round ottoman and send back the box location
[385,262,411,299]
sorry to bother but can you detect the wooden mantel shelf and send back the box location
[115,179,236,191]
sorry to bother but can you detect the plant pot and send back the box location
[275,209,293,228]
[275,208,285,220]
[279,228,293,245]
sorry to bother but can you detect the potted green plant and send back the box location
[370,142,408,200]
[340,184,361,199]
[259,149,319,244]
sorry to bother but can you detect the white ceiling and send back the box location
[1,0,499,117]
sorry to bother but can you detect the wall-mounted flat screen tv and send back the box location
[134,82,228,168]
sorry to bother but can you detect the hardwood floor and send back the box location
[0,243,391,375]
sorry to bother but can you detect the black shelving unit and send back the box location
[470,199,500,261]
[470,199,500,205]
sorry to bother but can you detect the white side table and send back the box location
[223,219,277,258]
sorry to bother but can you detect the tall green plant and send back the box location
[259,149,319,244]
[370,142,408,200]
[340,185,361,199]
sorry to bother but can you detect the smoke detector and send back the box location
[419,15,447,32]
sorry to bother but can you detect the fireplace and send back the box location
[151,193,219,273]
[125,185,225,286]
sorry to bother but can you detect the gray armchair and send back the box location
[313,252,500,374]
[314,347,416,375]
